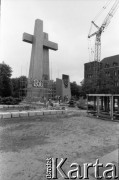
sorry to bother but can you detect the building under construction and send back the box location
[85,0,119,93]
[84,55,119,92]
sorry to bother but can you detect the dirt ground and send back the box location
[0,111,119,180]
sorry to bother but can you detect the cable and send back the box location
[88,38,94,62]
[93,0,113,22]
[88,23,93,37]
[88,38,91,62]
[88,0,112,37]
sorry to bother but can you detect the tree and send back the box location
[0,62,12,97]
[70,81,82,99]
[82,67,119,95]
[11,77,20,97]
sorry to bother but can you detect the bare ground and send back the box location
[0,112,119,180]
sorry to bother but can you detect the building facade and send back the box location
[84,55,119,92]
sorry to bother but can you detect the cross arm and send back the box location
[22,32,33,44]
[43,40,58,50]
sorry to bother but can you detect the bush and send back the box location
[0,96,21,105]
[77,99,87,109]
[68,99,75,107]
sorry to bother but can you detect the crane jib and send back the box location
[88,0,119,62]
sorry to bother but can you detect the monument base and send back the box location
[26,87,50,102]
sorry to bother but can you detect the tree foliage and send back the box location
[70,81,82,99]
[0,62,12,97]
[82,68,119,95]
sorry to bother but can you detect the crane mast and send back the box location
[88,0,119,62]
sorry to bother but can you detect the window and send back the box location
[114,71,117,76]
[115,81,118,87]
[113,62,118,66]
[105,63,109,68]
[87,74,93,78]
[105,72,110,76]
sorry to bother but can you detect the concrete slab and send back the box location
[3,105,8,108]
[50,110,57,115]
[0,105,3,109]
[36,111,43,116]
[56,110,62,114]
[8,105,14,108]
[2,113,11,119]
[0,109,67,119]
[28,111,36,116]
[11,112,20,118]
[0,104,23,109]
[0,114,3,119]
[19,111,28,117]
[43,110,51,115]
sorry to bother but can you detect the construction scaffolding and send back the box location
[19,77,56,103]
[87,94,119,120]
[19,77,27,101]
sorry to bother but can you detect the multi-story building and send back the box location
[84,54,119,91]
[101,55,119,87]
[84,61,100,82]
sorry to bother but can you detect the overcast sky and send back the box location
[1,0,119,84]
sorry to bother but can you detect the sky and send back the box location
[1,0,119,84]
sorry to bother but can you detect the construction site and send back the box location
[0,1,119,180]
[86,0,119,85]
[11,0,119,123]
[84,0,119,120]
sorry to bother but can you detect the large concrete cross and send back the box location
[23,19,58,82]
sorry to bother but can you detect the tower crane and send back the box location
[88,0,119,62]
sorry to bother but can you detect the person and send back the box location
[43,96,47,107]
[58,96,61,104]
[49,99,53,107]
